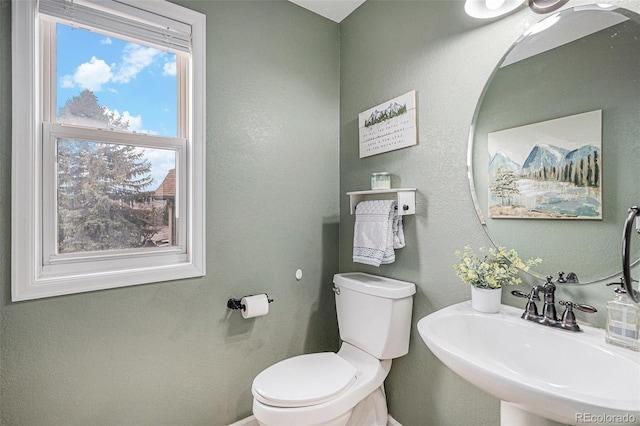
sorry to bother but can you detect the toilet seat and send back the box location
[252,352,357,408]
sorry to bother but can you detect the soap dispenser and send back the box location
[605,278,640,351]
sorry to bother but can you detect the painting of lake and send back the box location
[487,110,602,220]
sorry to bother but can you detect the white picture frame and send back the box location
[358,90,417,158]
[487,110,602,220]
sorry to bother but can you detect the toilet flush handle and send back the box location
[332,286,340,295]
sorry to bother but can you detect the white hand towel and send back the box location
[353,200,398,267]
[393,212,405,249]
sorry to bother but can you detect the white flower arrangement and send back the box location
[454,246,542,289]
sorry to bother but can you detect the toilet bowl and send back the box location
[252,343,390,426]
[251,273,416,426]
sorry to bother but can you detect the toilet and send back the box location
[251,272,416,426]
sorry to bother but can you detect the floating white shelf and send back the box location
[347,188,416,216]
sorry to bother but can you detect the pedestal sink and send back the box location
[417,301,640,426]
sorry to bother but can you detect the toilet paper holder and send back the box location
[227,294,274,311]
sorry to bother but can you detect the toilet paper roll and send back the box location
[241,294,270,319]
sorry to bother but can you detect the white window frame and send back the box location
[11,0,206,301]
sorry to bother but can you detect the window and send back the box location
[12,0,206,300]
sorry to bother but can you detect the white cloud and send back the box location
[163,60,176,76]
[135,147,176,188]
[105,107,143,132]
[60,56,113,92]
[59,43,172,92]
[60,74,75,89]
[112,43,162,84]
[119,110,144,132]
[144,148,176,172]
[105,107,161,137]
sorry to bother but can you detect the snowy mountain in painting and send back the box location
[521,144,570,173]
[489,151,520,174]
[564,144,600,165]
[490,143,600,175]
[364,102,407,127]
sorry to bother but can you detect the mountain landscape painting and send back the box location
[487,110,602,219]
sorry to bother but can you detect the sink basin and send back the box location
[417,301,640,425]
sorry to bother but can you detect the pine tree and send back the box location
[490,167,520,206]
[593,151,600,187]
[57,90,157,253]
[58,89,129,130]
[586,153,593,186]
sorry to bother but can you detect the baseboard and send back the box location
[228,415,258,426]
[229,414,402,426]
[388,414,403,426]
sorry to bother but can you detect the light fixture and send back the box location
[464,0,524,19]
[465,0,572,19]
[527,0,569,14]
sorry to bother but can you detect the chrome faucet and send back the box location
[511,275,597,332]
[556,271,579,284]
[540,276,558,326]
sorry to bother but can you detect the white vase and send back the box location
[471,286,502,313]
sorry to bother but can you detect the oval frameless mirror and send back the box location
[468,4,640,284]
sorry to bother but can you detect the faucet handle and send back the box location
[565,272,579,283]
[512,289,540,320]
[559,300,597,313]
[511,290,540,301]
[558,300,597,331]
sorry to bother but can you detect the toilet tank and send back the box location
[333,273,416,360]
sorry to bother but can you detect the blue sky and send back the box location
[56,24,178,188]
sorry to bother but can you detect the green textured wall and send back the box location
[339,3,504,424]
[339,1,640,425]
[0,1,340,425]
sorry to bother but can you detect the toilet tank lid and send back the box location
[333,273,416,299]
